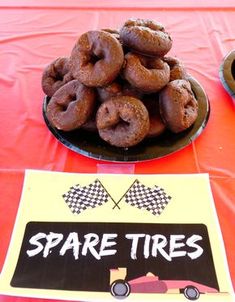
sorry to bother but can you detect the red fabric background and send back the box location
[0,1,235,301]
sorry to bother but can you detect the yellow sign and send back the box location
[0,170,234,301]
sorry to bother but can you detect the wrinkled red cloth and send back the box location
[0,1,235,301]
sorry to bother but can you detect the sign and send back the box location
[0,170,234,301]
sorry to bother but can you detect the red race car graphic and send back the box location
[109,268,218,300]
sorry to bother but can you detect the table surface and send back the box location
[0,0,235,301]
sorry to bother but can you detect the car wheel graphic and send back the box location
[110,279,131,299]
[183,286,200,300]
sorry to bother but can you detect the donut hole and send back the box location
[60,104,68,112]
[90,53,104,65]
[142,60,152,69]
[68,93,77,102]
[60,93,77,111]
[55,72,64,81]
[141,57,161,70]
[119,119,130,127]
[110,118,130,131]
[231,60,235,80]
[139,57,152,69]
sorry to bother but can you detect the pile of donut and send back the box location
[42,18,198,148]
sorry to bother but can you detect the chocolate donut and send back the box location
[121,81,144,99]
[101,28,120,41]
[159,80,198,133]
[97,82,123,103]
[80,100,100,133]
[46,80,95,131]
[164,56,187,81]
[101,28,131,54]
[80,116,98,133]
[120,18,172,57]
[42,57,73,97]
[70,30,124,87]
[97,79,143,102]
[122,52,170,93]
[96,96,150,147]
[143,95,166,138]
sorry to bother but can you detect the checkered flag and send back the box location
[62,179,110,214]
[125,180,171,216]
[145,185,172,215]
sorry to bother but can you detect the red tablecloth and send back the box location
[0,1,235,301]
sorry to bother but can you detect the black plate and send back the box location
[42,77,210,162]
[219,49,235,98]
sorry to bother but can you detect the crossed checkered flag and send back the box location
[62,179,110,214]
[124,180,172,216]
[63,179,171,216]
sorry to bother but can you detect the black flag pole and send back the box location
[112,179,139,210]
[96,179,121,210]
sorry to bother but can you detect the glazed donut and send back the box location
[163,57,187,81]
[70,30,124,87]
[122,52,170,93]
[41,57,73,97]
[142,95,166,138]
[46,80,95,131]
[120,18,172,57]
[96,96,150,147]
[159,79,198,133]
